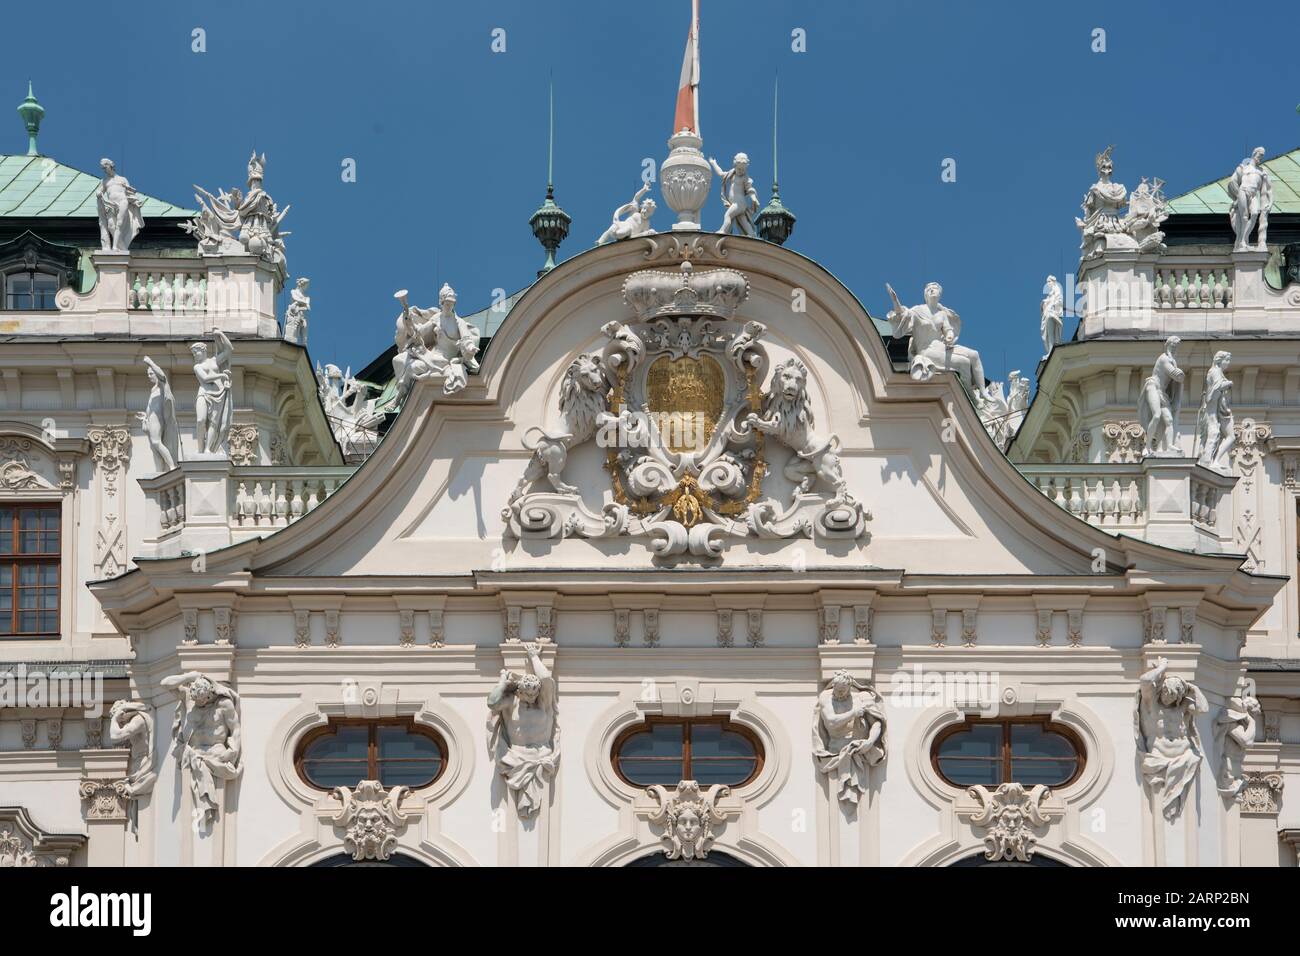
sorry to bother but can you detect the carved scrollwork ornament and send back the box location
[968,782,1052,862]
[331,780,410,861]
[646,780,729,860]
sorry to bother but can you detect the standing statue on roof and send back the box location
[1228,147,1273,252]
[708,152,759,237]
[96,158,145,253]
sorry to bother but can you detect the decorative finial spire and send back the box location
[757,74,796,245]
[530,76,571,275]
[17,81,44,157]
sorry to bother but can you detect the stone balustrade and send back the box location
[129,270,209,312]
[1153,264,1232,310]
[1023,464,1146,527]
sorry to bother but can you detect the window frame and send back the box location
[294,717,448,792]
[611,716,764,789]
[3,268,59,311]
[930,716,1085,790]
[0,502,61,638]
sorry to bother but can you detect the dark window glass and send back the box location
[4,271,58,310]
[933,719,1082,789]
[614,719,762,788]
[0,504,59,637]
[297,720,445,791]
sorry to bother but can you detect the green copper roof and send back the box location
[1168,146,1300,214]
[0,154,194,218]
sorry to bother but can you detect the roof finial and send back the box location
[17,81,44,156]
[757,73,796,245]
[530,74,571,275]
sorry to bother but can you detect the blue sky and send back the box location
[7,0,1299,384]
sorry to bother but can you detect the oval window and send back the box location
[296,719,446,790]
[612,718,762,788]
[932,719,1082,789]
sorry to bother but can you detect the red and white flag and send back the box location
[673,0,700,135]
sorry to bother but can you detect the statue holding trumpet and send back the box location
[392,283,482,397]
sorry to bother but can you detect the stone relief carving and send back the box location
[1228,147,1273,252]
[812,670,886,806]
[487,643,558,819]
[1102,421,1145,463]
[283,276,310,345]
[0,811,75,868]
[96,158,144,253]
[505,263,869,563]
[1040,275,1064,358]
[646,779,729,861]
[182,152,289,277]
[644,608,661,648]
[1138,336,1184,457]
[87,426,130,496]
[1135,657,1207,821]
[331,780,410,862]
[0,437,56,491]
[139,356,180,472]
[392,285,481,398]
[108,699,157,799]
[747,608,763,647]
[716,608,733,648]
[1239,772,1284,815]
[708,152,759,237]
[227,424,259,467]
[1214,677,1260,798]
[1194,351,1234,472]
[596,183,657,245]
[160,672,243,827]
[191,332,234,457]
[968,782,1051,862]
[79,779,129,821]
[1076,146,1168,261]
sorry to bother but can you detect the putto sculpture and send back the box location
[646,779,729,861]
[108,700,157,799]
[1228,147,1273,252]
[1075,146,1168,261]
[283,277,310,345]
[191,331,234,457]
[1138,336,1184,457]
[392,284,481,397]
[1195,351,1234,472]
[708,152,759,237]
[487,642,558,819]
[1214,676,1260,797]
[182,152,290,276]
[139,356,180,472]
[96,159,144,253]
[1040,275,1064,358]
[1135,656,1207,821]
[812,670,887,806]
[160,672,243,827]
[886,282,987,400]
[596,183,657,245]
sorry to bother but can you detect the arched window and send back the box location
[931,718,1083,789]
[296,719,446,791]
[612,718,762,788]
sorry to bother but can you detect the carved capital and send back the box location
[87,426,130,496]
[79,778,130,822]
[1239,772,1284,816]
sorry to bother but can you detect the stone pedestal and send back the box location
[139,458,234,559]
[1078,249,1157,338]
[1139,457,1236,552]
[1229,250,1271,330]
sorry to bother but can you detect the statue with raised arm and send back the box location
[1195,351,1234,472]
[160,672,242,826]
[139,356,179,472]
[813,670,887,806]
[1228,147,1273,252]
[1214,676,1260,797]
[1040,275,1064,358]
[108,700,157,799]
[596,183,657,244]
[1135,656,1207,821]
[708,152,759,237]
[96,159,145,253]
[391,284,481,397]
[191,331,234,456]
[487,642,558,818]
[283,277,310,345]
[1138,336,1184,456]
[886,282,987,399]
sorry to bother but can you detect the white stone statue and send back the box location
[1195,351,1234,472]
[1135,656,1207,821]
[1040,275,1063,358]
[646,780,729,861]
[595,183,657,245]
[191,331,234,456]
[392,284,481,397]
[708,152,759,237]
[96,158,144,253]
[160,672,242,826]
[1228,147,1273,252]
[283,277,310,345]
[316,362,383,459]
[1214,677,1260,797]
[886,282,987,399]
[1138,336,1184,457]
[1075,147,1168,260]
[487,642,558,819]
[812,670,887,806]
[183,152,290,273]
[139,356,179,472]
[108,699,156,799]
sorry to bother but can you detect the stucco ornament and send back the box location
[1214,677,1260,798]
[708,152,759,237]
[331,780,410,861]
[108,699,157,799]
[596,183,657,245]
[160,672,243,827]
[182,152,290,277]
[96,158,144,252]
[1138,336,1184,457]
[139,356,180,472]
[813,670,887,806]
[1075,146,1168,261]
[1135,657,1208,821]
[1194,351,1235,472]
[392,285,481,398]
[968,782,1051,862]
[647,779,729,860]
[283,277,310,345]
[191,331,234,457]
[885,282,987,404]
[1040,275,1064,358]
[504,263,870,562]
[487,643,559,819]
[1228,147,1273,252]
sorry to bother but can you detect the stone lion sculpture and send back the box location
[745,358,851,504]
[509,353,613,503]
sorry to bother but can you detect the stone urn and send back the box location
[660,130,712,231]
